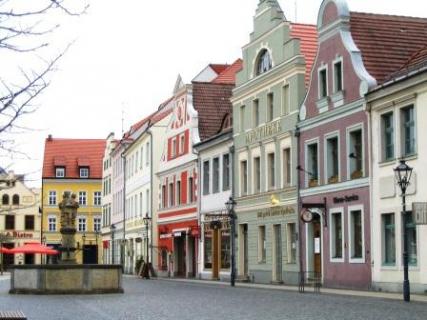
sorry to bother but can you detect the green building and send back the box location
[231,0,317,284]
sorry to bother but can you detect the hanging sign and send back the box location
[412,202,427,225]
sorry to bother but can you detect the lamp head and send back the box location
[394,160,413,190]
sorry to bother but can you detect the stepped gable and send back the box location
[290,23,318,86]
[43,138,106,179]
[350,12,427,85]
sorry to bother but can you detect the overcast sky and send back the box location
[2,0,426,187]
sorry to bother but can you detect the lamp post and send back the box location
[143,212,152,279]
[225,197,237,287]
[110,224,116,264]
[394,160,413,302]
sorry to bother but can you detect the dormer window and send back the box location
[79,167,89,178]
[257,49,272,75]
[55,167,65,178]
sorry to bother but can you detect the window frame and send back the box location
[48,215,57,232]
[380,111,395,162]
[347,124,364,180]
[203,160,210,196]
[305,139,320,188]
[78,191,87,206]
[382,212,396,266]
[258,225,266,263]
[48,191,57,206]
[253,99,260,127]
[329,207,344,263]
[78,216,87,232]
[267,92,274,122]
[79,167,89,178]
[253,156,261,194]
[222,153,231,191]
[212,157,220,194]
[240,160,248,196]
[324,132,340,185]
[348,205,365,264]
[94,191,102,206]
[282,147,292,188]
[267,152,275,191]
[282,84,290,116]
[332,57,343,93]
[318,65,329,99]
[55,167,65,178]
[400,105,416,157]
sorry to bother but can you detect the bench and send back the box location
[0,311,27,320]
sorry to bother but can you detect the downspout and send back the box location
[121,152,126,272]
[229,144,236,283]
[146,123,154,269]
[195,147,201,279]
[40,179,44,264]
[295,125,303,291]
[366,100,374,289]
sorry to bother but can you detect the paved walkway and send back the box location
[0,272,10,281]
[156,277,427,303]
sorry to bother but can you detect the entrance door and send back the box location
[175,236,186,277]
[83,245,98,264]
[243,224,248,277]
[273,224,282,282]
[313,220,322,276]
[212,228,220,279]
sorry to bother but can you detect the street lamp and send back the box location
[394,159,413,302]
[143,212,152,279]
[110,224,116,264]
[225,197,237,287]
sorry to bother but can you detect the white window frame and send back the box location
[93,216,101,232]
[348,204,365,264]
[55,167,65,178]
[212,157,220,194]
[146,142,150,166]
[318,64,329,100]
[79,167,89,178]
[282,146,292,188]
[78,191,87,206]
[94,191,102,206]
[48,191,57,206]
[48,215,57,231]
[258,225,266,263]
[172,138,177,158]
[78,216,87,232]
[332,57,344,93]
[379,109,395,163]
[324,131,340,185]
[399,104,417,158]
[329,207,345,263]
[203,159,210,196]
[304,138,320,188]
[346,123,365,181]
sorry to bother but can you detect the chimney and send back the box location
[47,134,53,141]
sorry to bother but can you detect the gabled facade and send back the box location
[42,136,105,264]
[0,171,41,268]
[232,0,317,285]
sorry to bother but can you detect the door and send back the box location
[175,237,185,277]
[83,245,98,264]
[273,224,282,282]
[313,221,322,276]
[2,243,14,270]
[243,224,248,277]
[212,228,220,279]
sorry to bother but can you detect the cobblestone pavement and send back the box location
[0,276,426,320]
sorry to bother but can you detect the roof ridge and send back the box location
[351,11,427,22]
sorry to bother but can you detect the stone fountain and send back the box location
[9,192,123,294]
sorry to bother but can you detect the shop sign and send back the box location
[412,202,427,225]
[5,231,33,239]
[160,233,172,239]
[333,195,359,204]
[246,120,282,144]
[257,206,295,219]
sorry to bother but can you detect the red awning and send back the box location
[0,247,11,254]
[8,243,59,255]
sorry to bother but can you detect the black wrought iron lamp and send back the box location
[142,213,152,279]
[225,197,237,287]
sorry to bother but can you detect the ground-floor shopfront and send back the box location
[157,220,198,278]
[1,231,42,268]
[200,212,230,281]
[236,202,299,285]
[300,185,371,289]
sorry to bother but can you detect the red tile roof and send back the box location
[350,12,427,85]
[213,59,243,84]
[290,23,318,86]
[209,64,230,75]
[388,45,427,80]
[43,138,106,179]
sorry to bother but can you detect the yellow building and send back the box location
[41,136,106,264]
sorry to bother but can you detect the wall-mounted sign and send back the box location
[5,231,34,239]
[257,205,295,219]
[333,195,359,204]
[246,120,282,144]
[160,233,172,239]
[413,202,427,225]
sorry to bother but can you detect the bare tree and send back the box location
[0,0,89,157]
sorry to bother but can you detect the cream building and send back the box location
[0,170,41,267]
[367,51,427,293]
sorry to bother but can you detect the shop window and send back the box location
[204,230,213,269]
[286,223,297,264]
[330,211,343,260]
[221,229,230,269]
[382,213,395,266]
[349,209,364,261]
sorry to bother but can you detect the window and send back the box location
[267,93,274,122]
[253,99,260,126]
[307,143,319,187]
[172,138,177,158]
[333,60,343,92]
[140,147,144,169]
[267,153,275,190]
[78,217,87,232]
[94,217,101,232]
[240,160,248,195]
[2,194,9,205]
[162,185,167,208]
[240,105,246,132]
[176,181,181,205]
[79,167,89,178]
[257,49,272,75]
[221,230,231,269]
[223,154,230,191]
[349,129,363,179]
[258,226,266,263]
[212,157,220,194]
[180,135,185,154]
[146,142,150,166]
[283,148,291,186]
[319,68,328,99]
[349,209,363,261]
[382,213,395,265]
[48,191,57,205]
[146,189,150,215]
[55,167,65,178]
[78,191,87,206]
[94,191,102,206]
[254,156,261,193]
[203,160,210,195]
[404,212,417,266]
[5,215,15,230]
[287,223,297,264]
[12,194,19,205]
[381,112,394,161]
[188,177,194,203]
[401,106,416,156]
[169,183,174,207]
[331,211,343,260]
[48,216,56,231]
[326,136,339,184]
[282,85,290,115]
[25,215,35,230]
[204,230,213,269]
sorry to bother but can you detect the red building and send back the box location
[157,61,241,277]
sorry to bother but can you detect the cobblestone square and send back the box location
[0,276,426,320]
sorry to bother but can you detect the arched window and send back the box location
[256,49,272,75]
[2,194,9,205]
[12,194,19,205]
